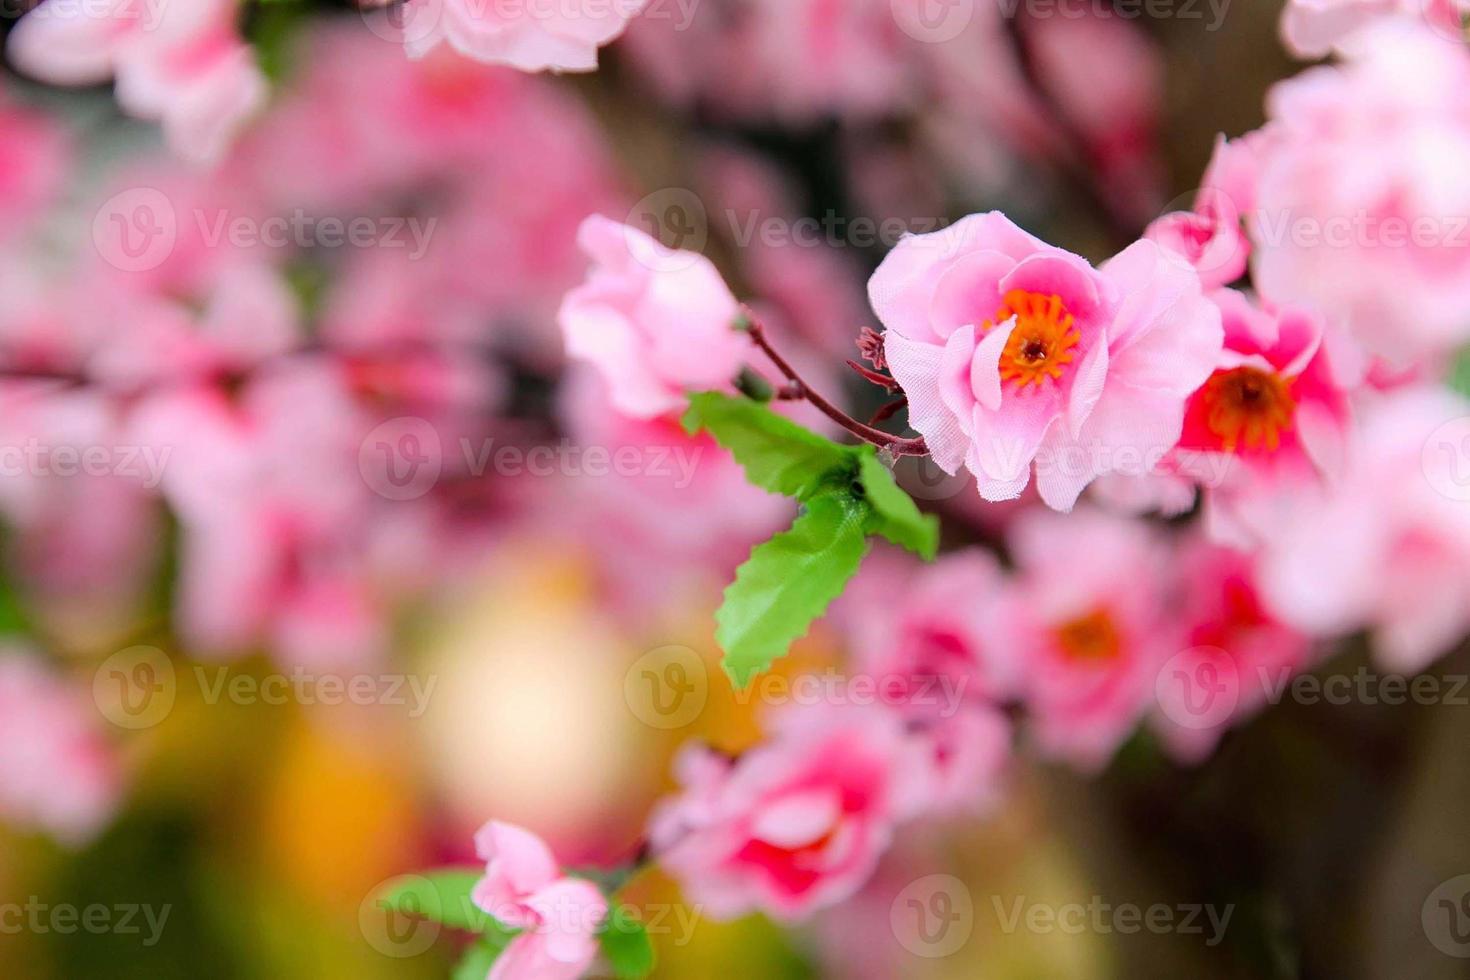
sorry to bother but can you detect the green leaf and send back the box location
[855,449,939,560]
[1450,346,1470,399]
[375,870,487,933]
[599,906,657,979]
[683,392,856,501]
[716,492,871,687]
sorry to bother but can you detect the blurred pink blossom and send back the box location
[1280,0,1470,58]
[1260,385,1470,674]
[7,0,266,164]
[400,0,649,72]
[0,652,122,843]
[995,507,1172,771]
[1252,26,1470,379]
[650,704,928,920]
[875,213,1221,510]
[471,820,608,980]
[559,216,750,419]
[1152,537,1317,764]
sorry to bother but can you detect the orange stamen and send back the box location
[1053,608,1122,663]
[987,290,1082,391]
[1201,366,1296,453]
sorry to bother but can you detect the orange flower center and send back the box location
[1201,366,1296,453]
[1054,608,1122,663]
[988,290,1081,390]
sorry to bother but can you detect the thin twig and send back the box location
[742,311,928,458]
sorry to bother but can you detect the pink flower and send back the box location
[840,549,1015,813]
[1280,0,1470,58]
[399,0,649,73]
[874,212,1222,510]
[1151,537,1316,764]
[1259,385,1470,674]
[1173,289,1354,548]
[843,548,1020,706]
[0,653,122,843]
[8,0,266,164]
[471,821,608,980]
[994,507,1172,771]
[1252,27,1470,377]
[1145,134,1259,290]
[650,705,927,921]
[559,216,750,419]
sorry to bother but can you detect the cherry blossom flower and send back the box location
[994,507,1173,771]
[0,652,122,843]
[1174,289,1354,548]
[1259,385,1470,674]
[840,549,1015,813]
[650,704,928,920]
[1151,537,1317,764]
[559,216,750,419]
[1252,26,1470,379]
[7,0,266,164]
[1146,133,1259,290]
[874,212,1222,510]
[471,820,608,980]
[399,0,650,73]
